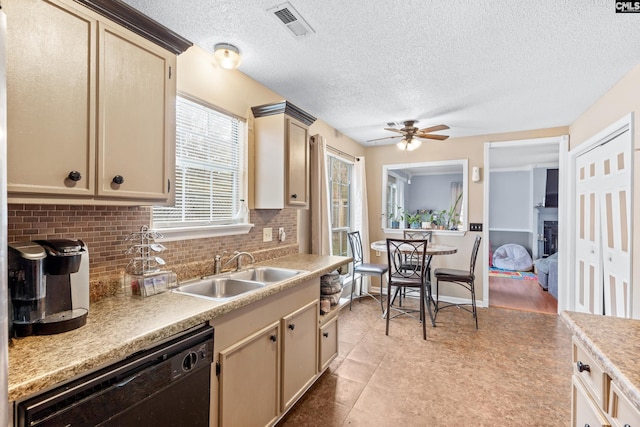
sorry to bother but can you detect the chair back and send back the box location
[403,229,433,242]
[347,231,364,266]
[469,235,482,274]
[386,238,429,281]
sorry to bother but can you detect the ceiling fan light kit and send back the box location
[367,120,451,149]
[397,138,422,151]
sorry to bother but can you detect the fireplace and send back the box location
[542,220,558,257]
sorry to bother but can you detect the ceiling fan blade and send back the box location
[383,128,405,134]
[415,133,449,141]
[366,135,403,142]
[418,124,450,133]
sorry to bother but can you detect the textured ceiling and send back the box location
[123,0,640,146]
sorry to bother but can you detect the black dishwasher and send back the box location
[16,324,214,427]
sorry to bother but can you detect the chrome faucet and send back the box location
[222,251,255,271]
[213,251,227,275]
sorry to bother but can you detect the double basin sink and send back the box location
[174,266,307,301]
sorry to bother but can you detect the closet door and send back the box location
[574,129,631,317]
[575,146,603,315]
[599,130,632,317]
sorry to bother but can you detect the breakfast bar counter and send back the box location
[8,254,350,402]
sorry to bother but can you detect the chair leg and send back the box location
[349,271,356,310]
[420,285,426,340]
[471,280,478,329]
[434,278,440,321]
[385,281,392,336]
[424,280,436,327]
[379,274,386,313]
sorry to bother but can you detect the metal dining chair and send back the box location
[434,235,482,328]
[399,229,433,303]
[347,231,389,312]
[386,238,433,340]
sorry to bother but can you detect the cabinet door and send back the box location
[609,380,640,427]
[319,315,338,372]
[219,322,280,427]
[97,21,175,201]
[286,118,309,208]
[6,0,96,196]
[572,376,611,427]
[281,300,318,411]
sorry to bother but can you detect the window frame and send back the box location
[327,153,354,258]
[152,94,253,242]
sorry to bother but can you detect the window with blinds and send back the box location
[153,96,247,229]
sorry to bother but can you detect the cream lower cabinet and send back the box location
[211,278,327,427]
[281,301,319,411]
[219,322,281,427]
[319,311,339,372]
[571,337,640,426]
[5,0,175,205]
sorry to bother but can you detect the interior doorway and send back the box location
[482,136,568,314]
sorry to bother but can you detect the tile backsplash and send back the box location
[7,204,298,302]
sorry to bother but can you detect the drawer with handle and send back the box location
[573,337,610,411]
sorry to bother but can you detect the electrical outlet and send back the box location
[469,223,483,232]
[263,227,273,242]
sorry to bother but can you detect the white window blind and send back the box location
[153,96,247,229]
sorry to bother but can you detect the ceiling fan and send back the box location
[367,120,450,151]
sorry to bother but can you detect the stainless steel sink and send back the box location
[174,277,266,301]
[173,267,306,301]
[229,267,305,283]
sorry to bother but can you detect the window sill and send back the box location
[382,228,466,237]
[155,223,254,242]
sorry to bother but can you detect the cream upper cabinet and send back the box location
[251,101,316,209]
[6,0,96,197]
[97,21,175,200]
[5,0,188,205]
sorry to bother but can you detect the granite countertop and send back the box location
[561,310,640,412]
[8,253,351,402]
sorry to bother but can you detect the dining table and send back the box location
[370,239,457,326]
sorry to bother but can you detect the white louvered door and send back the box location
[574,128,632,317]
[575,145,603,315]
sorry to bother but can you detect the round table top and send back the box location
[370,240,457,255]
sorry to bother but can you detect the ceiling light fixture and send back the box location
[397,138,422,151]
[213,43,241,70]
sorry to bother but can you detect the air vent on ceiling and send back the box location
[386,121,398,127]
[268,2,315,38]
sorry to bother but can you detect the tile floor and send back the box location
[277,297,573,426]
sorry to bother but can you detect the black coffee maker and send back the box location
[8,239,89,337]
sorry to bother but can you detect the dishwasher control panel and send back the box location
[172,340,212,379]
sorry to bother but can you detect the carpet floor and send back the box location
[278,297,572,426]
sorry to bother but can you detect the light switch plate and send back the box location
[263,227,273,242]
[469,223,483,232]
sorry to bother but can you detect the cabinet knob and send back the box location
[577,361,590,373]
[323,332,329,338]
[291,193,298,199]
[288,324,295,330]
[67,171,82,182]
[270,335,277,342]
[112,175,125,185]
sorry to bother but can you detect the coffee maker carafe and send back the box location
[8,239,89,337]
